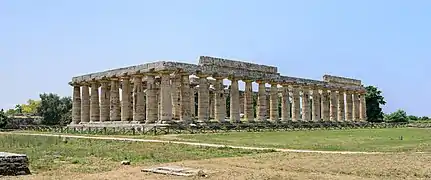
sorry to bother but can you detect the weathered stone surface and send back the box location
[199,56,278,74]
[70,55,367,125]
[320,88,330,121]
[311,87,320,121]
[256,81,267,121]
[301,86,311,121]
[337,89,345,121]
[0,152,30,176]
[100,80,110,122]
[81,84,90,123]
[291,85,301,121]
[71,85,81,124]
[329,89,338,121]
[323,74,361,86]
[345,91,353,121]
[90,81,100,122]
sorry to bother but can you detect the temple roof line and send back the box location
[71,56,365,91]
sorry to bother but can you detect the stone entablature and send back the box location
[323,74,362,86]
[69,55,367,125]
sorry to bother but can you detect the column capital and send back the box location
[255,80,267,84]
[110,77,120,81]
[243,79,254,83]
[69,82,81,87]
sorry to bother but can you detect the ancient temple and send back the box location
[69,56,366,125]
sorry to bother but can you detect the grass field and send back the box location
[0,134,268,176]
[173,128,431,152]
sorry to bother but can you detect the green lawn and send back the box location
[0,134,269,174]
[175,128,431,152]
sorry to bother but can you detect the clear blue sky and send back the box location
[1,0,430,116]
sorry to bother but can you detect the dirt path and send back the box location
[0,131,383,155]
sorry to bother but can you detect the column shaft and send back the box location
[72,85,81,124]
[209,91,215,119]
[269,83,279,121]
[281,85,290,121]
[291,85,300,121]
[146,75,157,123]
[90,81,100,122]
[133,75,145,122]
[345,91,353,121]
[244,80,254,122]
[180,74,191,122]
[171,75,181,120]
[100,80,110,122]
[256,81,267,121]
[214,78,226,122]
[81,84,90,123]
[109,78,121,121]
[311,88,320,121]
[160,73,172,122]
[329,89,337,121]
[121,77,132,121]
[321,89,330,121]
[198,76,209,121]
[359,92,367,121]
[190,88,196,119]
[301,87,311,121]
[352,92,360,121]
[337,90,345,121]
[230,78,240,122]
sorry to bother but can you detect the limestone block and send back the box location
[0,152,30,176]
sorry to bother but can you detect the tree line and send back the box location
[0,86,428,128]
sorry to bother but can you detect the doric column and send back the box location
[320,88,330,121]
[146,74,158,123]
[121,77,131,121]
[256,80,267,121]
[81,83,90,123]
[180,74,191,122]
[229,77,240,122]
[311,86,320,121]
[352,91,360,121]
[209,91,215,119]
[269,82,279,121]
[359,90,367,121]
[281,84,290,121]
[132,75,145,122]
[214,77,226,122]
[160,72,172,123]
[329,88,337,121]
[198,75,209,122]
[337,88,345,121]
[109,78,121,121]
[99,80,109,122]
[71,83,81,124]
[239,92,244,115]
[345,90,353,121]
[90,81,100,122]
[301,86,311,121]
[171,75,181,120]
[190,87,196,119]
[244,80,254,122]
[291,85,300,121]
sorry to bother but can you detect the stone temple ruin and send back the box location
[69,56,366,127]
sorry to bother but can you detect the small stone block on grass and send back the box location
[142,166,207,177]
[0,152,31,176]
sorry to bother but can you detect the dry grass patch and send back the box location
[10,152,431,180]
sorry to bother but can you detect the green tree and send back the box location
[37,93,72,125]
[0,109,9,128]
[420,116,429,121]
[384,109,408,122]
[365,86,386,122]
[14,104,23,114]
[5,109,17,116]
[408,115,419,121]
[21,99,41,115]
